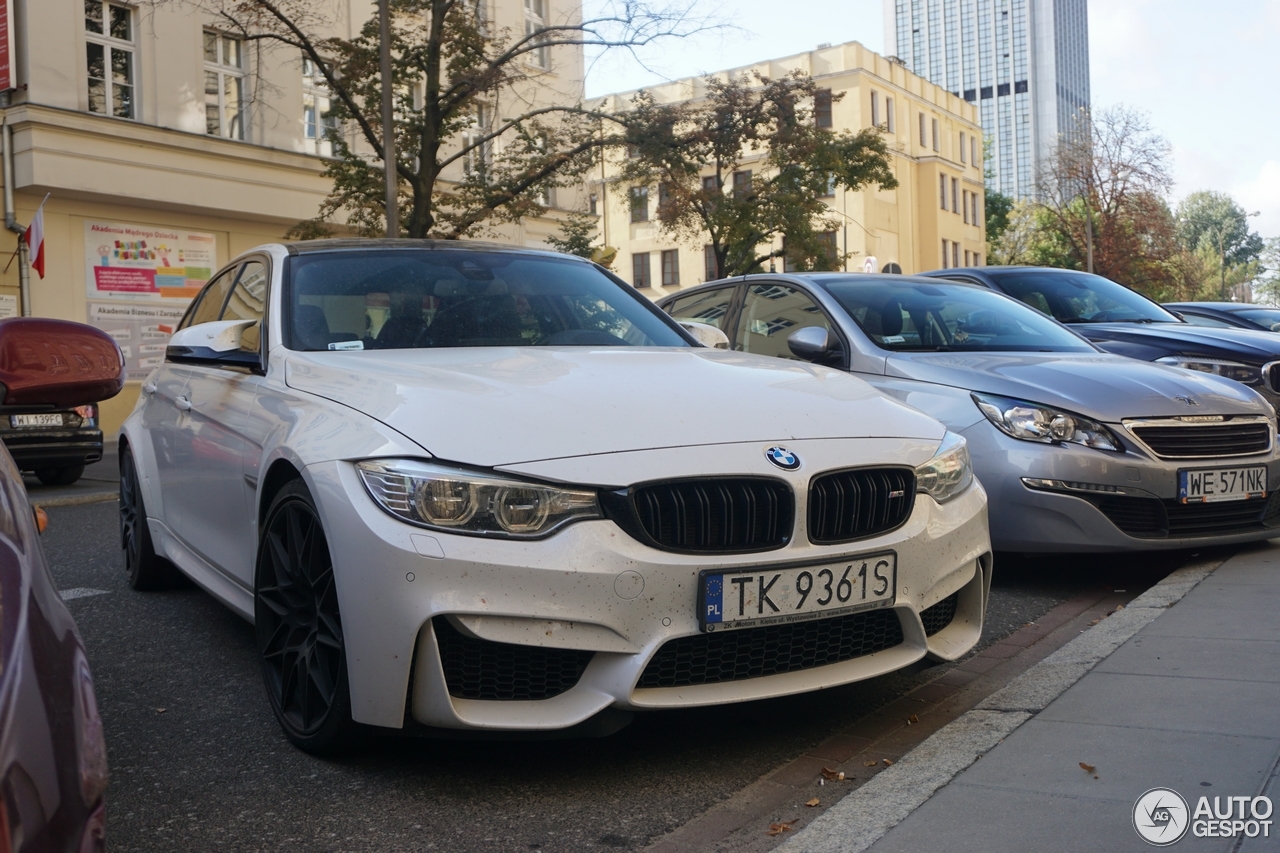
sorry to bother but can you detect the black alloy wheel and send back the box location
[255,480,355,753]
[119,447,178,589]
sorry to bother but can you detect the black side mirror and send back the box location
[787,326,844,365]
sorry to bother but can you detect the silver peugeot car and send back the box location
[659,274,1280,552]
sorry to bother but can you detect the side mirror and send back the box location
[679,321,730,349]
[787,326,844,365]
[165,319,262,370]
[1269,322,1280,333]
[0,318,125,408]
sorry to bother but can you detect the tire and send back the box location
[119,449,179,590]
[35,464,86,486]
[255,480,357,754]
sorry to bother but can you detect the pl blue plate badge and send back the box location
[765,446,801,471]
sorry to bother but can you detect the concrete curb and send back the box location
[30,491,118,508]
[772,558,1222,853]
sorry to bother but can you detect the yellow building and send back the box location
[593,41,986,296]
[1,0,587,435]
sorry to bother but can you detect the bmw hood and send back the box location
[884,351,1272,422]
[1077,322,1280,364]
[284,347,945,467]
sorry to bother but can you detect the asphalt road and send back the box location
[41,501,1215,853]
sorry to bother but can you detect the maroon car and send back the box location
[0,318,124,852]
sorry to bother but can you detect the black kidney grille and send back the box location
[637,609,904,689]
[433,618,593,701]
[1090,491,1280,539]
[1130,422,1272,458]
[808,468,916,544]
[920,592,959,637]
[630,479,793,553]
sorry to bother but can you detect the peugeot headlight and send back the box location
[973,393,1120,451]
[356,459,601,538]
[915,432,973,503]
[1155,356,1261,385]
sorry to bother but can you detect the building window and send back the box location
[951,177,959,214]
[919,112,926,146]
[302,55,338,155]
[820,172,836,197]
[632,252,651,288]
[814,89,833,128]
[629,187,648,223]
[997,82,1010,96]
[971,191,979,225]
[204,31,245,139]
[939,174,947,210]
[732,170,753,199]
[588,193,598,215]
[952,241,960,269]
[885,97,895,132]
[931,117,939,151]
[962,190,969,225]
[870,90,879,127]
[86,1,135,119]
[971,135,978,167]
[941,239,949,269]
[959,132,966,163]
[461,105,491,179]
[704,245,719,281]
[818,230,839,269]
[661,250,680,287]
[975,253,983,266]
[657,181,673,211]
[524,0,549,68]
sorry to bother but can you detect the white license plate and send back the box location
[1178,466,1267,504]
[699,552,897,632]
[10,414,63,428]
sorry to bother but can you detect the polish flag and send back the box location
[25,195,47,280]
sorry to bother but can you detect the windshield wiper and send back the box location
[1100,317,1159,324]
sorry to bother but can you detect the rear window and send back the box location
[286,250,690,351]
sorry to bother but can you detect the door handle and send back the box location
[175,396,192,411]
[142,382,157,394]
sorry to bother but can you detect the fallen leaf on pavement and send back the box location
[882,758,894,766]
[156,708,167,713]
[805,798,820,807]
[1114,604,1125,611]
[1079,762,1096,773]
[767,820,798,836]
[1088,619,1101,626]
[820,767,846,781]
[864,761,878,767]
[908,714,919,724]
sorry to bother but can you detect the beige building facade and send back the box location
[2,0,586,434]
[594,41,986,298]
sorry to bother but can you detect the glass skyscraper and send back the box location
[884,0,1090,199]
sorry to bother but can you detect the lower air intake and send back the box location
[920,592,959,637]
[433,617,593,701]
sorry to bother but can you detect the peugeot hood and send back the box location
[284,347,946,467]
[884,351,1273,423]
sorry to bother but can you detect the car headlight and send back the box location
[915,431,973,503]
[1155,356,1261,385]
[972,392,1120,451]
[356,459,601,538]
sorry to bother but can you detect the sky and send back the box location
[582,0,1280,242]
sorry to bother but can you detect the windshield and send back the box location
[287,250,690,351]
[816,277,1096,353]
[1233,308,1280,330]
[989,270,1179,324]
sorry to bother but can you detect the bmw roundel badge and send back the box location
[765,446,801,471]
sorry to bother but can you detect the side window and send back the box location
[734,284,833,360]
[1180,313,1234,328]
[179,266,239,330]
[666,287,735,330]
[221,260,268,352]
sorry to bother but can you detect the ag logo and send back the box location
[1134,787,1190,846]
[765,446,800,471]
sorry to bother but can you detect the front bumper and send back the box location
[305,455,991,732]
[962,420,1280,552]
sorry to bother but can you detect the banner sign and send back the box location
[0,0,11,92]
[83,221,219,380]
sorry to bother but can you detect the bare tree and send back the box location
[162,0,712,238]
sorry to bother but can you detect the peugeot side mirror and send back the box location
[0,318,125,408]
[679,321,730,349]
[165,319,263,371]
[787,326,844,365]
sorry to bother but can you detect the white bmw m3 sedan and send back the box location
[119,240,991,752]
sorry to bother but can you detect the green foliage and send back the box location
[1175,191,1264,268]
[544,212,600,259]
[1254,237,1280,305]
[981,135,1013,249]
[618,72,897,278]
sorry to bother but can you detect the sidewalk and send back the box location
[777,543,1280,853]
[22,440,118,507]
